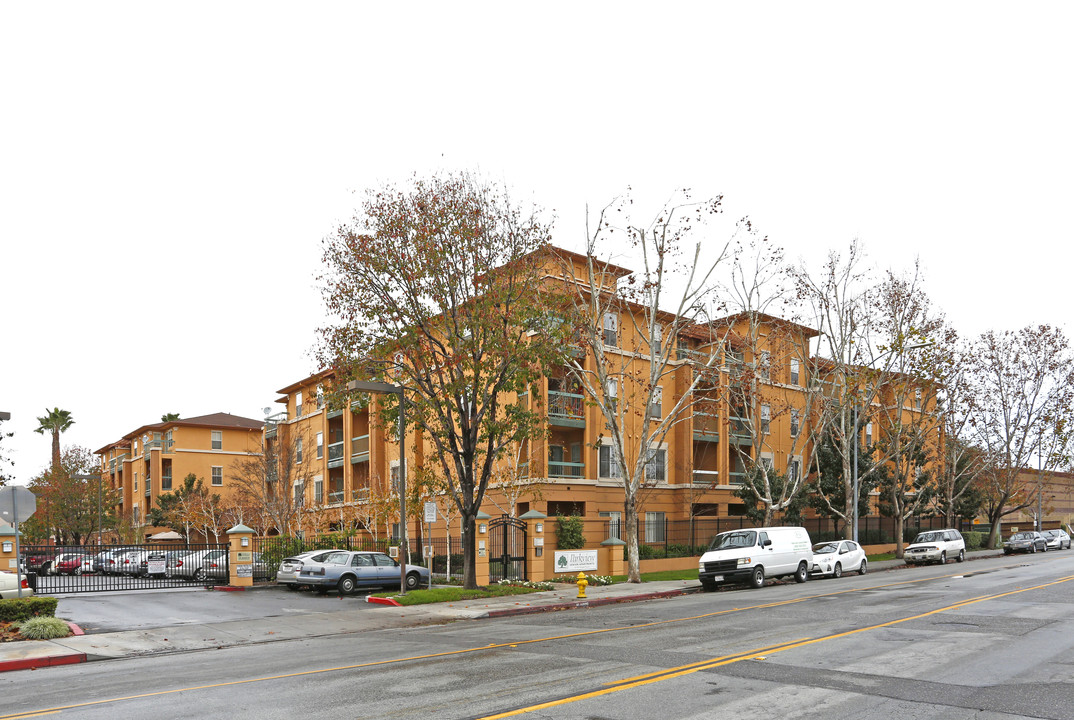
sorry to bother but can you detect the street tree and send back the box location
[318,171,566,588]
[35,408,74,473]
[26,445,109,545]
[559,190,730,582]
[232,433,311,536]
[967,325,1074,548]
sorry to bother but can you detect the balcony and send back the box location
[327,408,343,419]
[161,474,173,492]
[729,417,753,446]
[327,490,345,505]
[351,435,370,463]
[548,391,585,428]
[352,487,370,502]
[327,441,346,468]
[693,413,720,442]
[549,461,585,478]
[265,426,277,440]
[727,472,746,486]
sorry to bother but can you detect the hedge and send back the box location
[0,596,58,622]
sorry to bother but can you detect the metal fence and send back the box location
[253,535,463,584]
[17,542,229,594]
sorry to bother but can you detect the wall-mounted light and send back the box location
[479,523,487,534]
[535,523,544,534]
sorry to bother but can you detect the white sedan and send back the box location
[811,540,867,578]
[0,570,34,599]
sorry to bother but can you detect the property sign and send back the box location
[147,554,167,575]
[236,565,253,578]
[236,552,252,562]
[554,550,598,573]
[424,502,437,523]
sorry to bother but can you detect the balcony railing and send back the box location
[351,434,370,462]
[327,441,346,467]
[161,474,172,491]
[727,472,746,486]
[549,461,585,478]
[729,417,753,444]
[693,413,720,441]
[352,487,370,502]
[692,469,720,484]
[327,490,345,505]
[548,391,585,427]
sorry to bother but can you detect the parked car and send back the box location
[810,540,867,578]
[276,549,346,590]
[52,552,92,575]
[904,529,965,565]
[298,551,431,594]
[698,526,813,590]
[1004,531,1048,554]
[1041,529,1071,551]
[94,548,138,574]
[164,550,196,577]
[23,549,59,575]
[170,549,229,582]
[0,570,34,599]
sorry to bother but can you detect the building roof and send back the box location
[274,369,334,397]
[94,412,264,455]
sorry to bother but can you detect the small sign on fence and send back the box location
[236,565,253,578]
[554,550,598,573]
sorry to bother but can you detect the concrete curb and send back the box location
[483,587,701,618]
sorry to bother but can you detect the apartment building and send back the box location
[95,412,264,540]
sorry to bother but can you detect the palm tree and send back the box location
[161,413,180,422]
[35,408,74,472]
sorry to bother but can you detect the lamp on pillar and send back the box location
[347,379,409,594]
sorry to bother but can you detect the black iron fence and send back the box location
[253,535,463,584]
[17,543,229,594]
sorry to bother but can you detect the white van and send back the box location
[698,526,813,590]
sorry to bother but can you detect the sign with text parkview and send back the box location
[554,550,598,573]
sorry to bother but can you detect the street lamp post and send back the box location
[851,342,933,543]
[347,380,408,594]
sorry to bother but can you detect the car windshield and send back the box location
[709,531,757,550]
[913,532,942,544]
[812,543,838,554]
[1010,533,1030,541]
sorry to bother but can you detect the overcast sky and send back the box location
[2,2,1072,485]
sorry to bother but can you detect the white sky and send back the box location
[2,2,1072,484]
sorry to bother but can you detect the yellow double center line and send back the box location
[2,569,1068,720]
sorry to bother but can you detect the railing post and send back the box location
[227,524,255,588]
[602,538,626,577]
[0,527,18,572]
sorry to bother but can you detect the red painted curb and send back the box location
[67,622,85,636]
[210,586,246,592]
[365,596,402,607]
[0,652,86,673]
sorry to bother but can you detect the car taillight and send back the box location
[20,579,28,589]
[176,560,183,567]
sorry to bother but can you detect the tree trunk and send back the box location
[624,493,641,583]
[51,431,61,473]
[894,511,905,558]
[461,513,478,589]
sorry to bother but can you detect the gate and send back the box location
[19,543,230,594]
[488,515,527,582]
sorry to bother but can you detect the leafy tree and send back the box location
[161,413,180,422]
[150,473,219,540]
[554,514,585,550]
[808,430,881,532]
[25,445,112,545]
[34,408,74,473]
[734,466,808,525]
[319,171,565,588]
[232,433,311,536]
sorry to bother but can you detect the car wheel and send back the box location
[338,576,357,595]
[405,572,421,591]
[833,563,843,579]
[194,568,208,582]
[41,562,52,576]
[1030,544,1036,554]
[749,566,765,589]
[1042,543,1048,552]
[957,549,965,563]
[700,577,717,592]
[939,551,947,565]
[74,566,83,576]
[858,558,868,575]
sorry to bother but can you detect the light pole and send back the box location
[851,342,933,543]
[347,380,409,594]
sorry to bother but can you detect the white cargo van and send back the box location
[698,526,813,590]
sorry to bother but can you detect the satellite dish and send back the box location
[263,407,272,415]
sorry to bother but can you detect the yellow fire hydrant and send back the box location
[576,572,588,599]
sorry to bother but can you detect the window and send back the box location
[133,439,139,456]
[761,404,771,434]
[390,463,400,494]
[598,443,622,479]
[211,430,222,450]
[790,409,800,437]
[761,454,774,472]
[649,386,663,419]
[133,472,138,491]
[293,480,304,507]
[788,458,801,484]
[914,388,922,409]
[645,448,666,482]
[603,312,618,348]
[164,430,173,452]
[865,422,873,447]
[133,506,140,525]
[316,386,324,410]
[790,358,800,385]
[645,511,666,543]
[211,466,223,486]
[605,378,618,415]
[314,476,323,504]
[295,391,303,419]
[759,351,771,381]
[296,438,303,464]
[316,432,324,459]
[652,324,662,355]
[599,510,622,540]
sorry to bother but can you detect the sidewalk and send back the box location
[0,550,1002,673]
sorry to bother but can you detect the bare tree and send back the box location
[561,190,730,582]
[232,432,310,536]
[968,325,1074,548]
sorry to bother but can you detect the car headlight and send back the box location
[699,561,705,571]
[737,557,751,566]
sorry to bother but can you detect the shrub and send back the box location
[962,531,984,550]
[585,574,613,586]
[17,617,71,640]
[637,544,660,560]
[555,515,585,550]
[665,543,708,558]
[495,578,554,591]
[0,596,58,622]
[431,553,464,574]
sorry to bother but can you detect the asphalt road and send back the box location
[4,553,1074,720]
